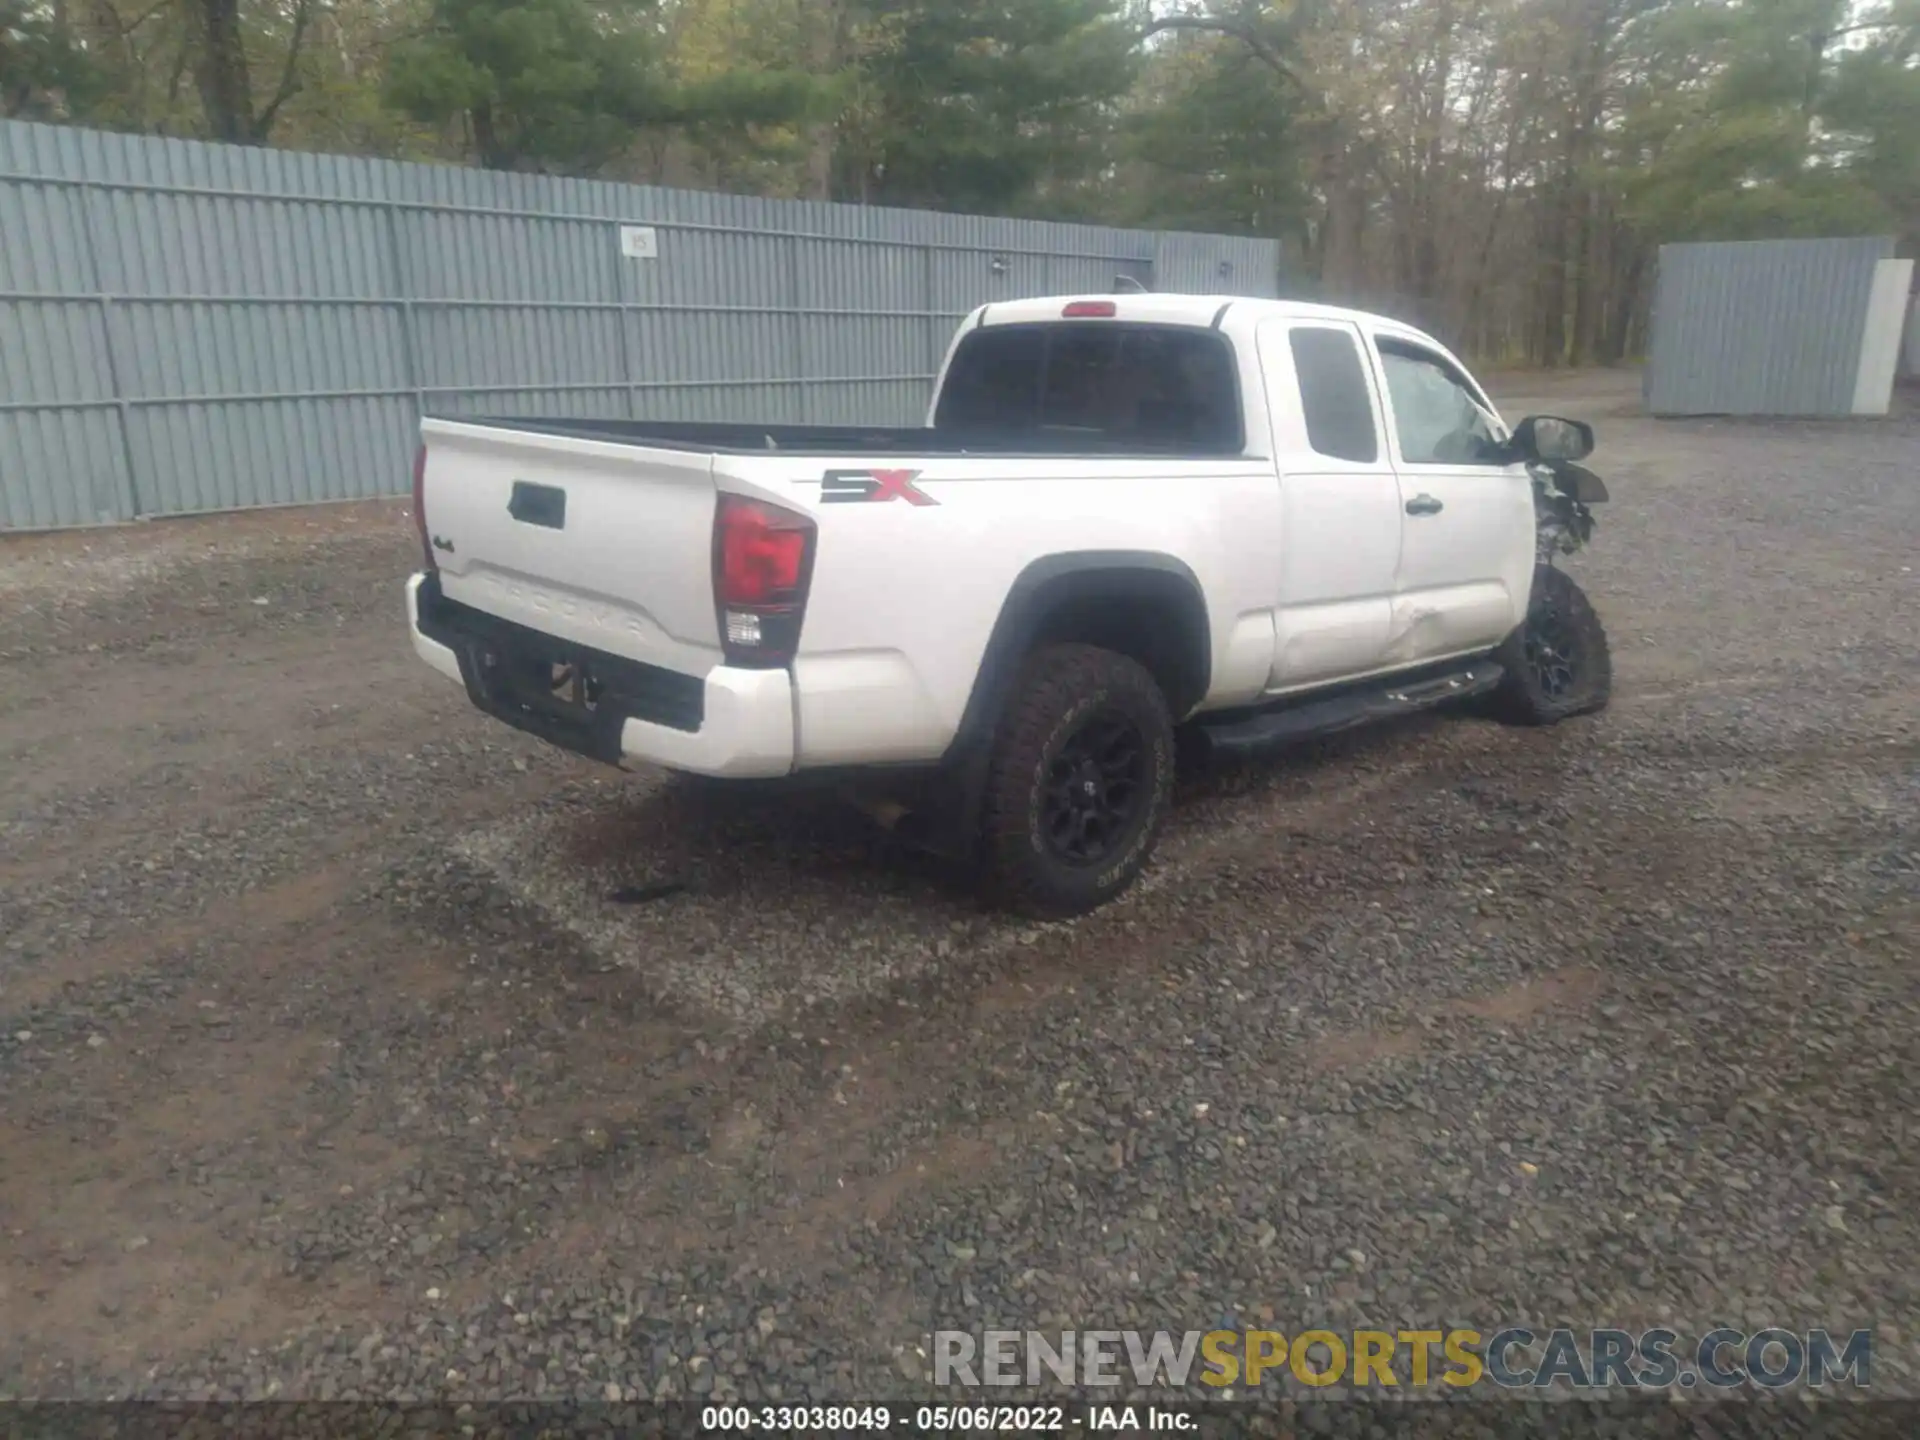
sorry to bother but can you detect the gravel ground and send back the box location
[1,372,1915,1420]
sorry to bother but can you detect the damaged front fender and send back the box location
[1533,459,1606,562]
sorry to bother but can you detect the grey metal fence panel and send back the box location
[0,118,1280,529]
[1644,237,1895,417]
[0,162,138,526]
[1153,231,1277,295]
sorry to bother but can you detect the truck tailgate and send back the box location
[420,418,723,676]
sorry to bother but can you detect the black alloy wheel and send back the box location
[979,643,1176,917]
[1488,564,1613,725]
[1522,595,1582,701]
[1041,709,1149,866]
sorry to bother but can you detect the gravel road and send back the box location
[2,371,1915,1414]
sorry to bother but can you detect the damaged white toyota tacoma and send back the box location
[406,293,1611,916]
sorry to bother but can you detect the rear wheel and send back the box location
[1489,565,1612,725]
[979,644,1175,918]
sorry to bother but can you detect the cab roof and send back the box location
[974,293,1429,340]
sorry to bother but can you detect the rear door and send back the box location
[1256,317,1402,689]
[1367,334,1534,660]
[420,418,725,678]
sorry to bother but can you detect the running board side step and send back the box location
[1189,660,1504,762]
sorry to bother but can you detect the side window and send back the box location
[1376,340,1505,466]
[1288,326,1379,463]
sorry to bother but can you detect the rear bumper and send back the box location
[406,573,794,779]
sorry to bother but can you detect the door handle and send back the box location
[1405,494,1444,517]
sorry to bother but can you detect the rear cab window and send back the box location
[933,322,1244,453]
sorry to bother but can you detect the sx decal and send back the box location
[819,468,937,506]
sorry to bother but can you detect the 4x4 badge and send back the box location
[820,468,936,506]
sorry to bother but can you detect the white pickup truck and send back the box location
[407,293,1612,916]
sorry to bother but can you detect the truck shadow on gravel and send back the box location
[406,708,1477,1038]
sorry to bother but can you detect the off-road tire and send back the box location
[1489,564,1612,725]
[979,643,1175,918]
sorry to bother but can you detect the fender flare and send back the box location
[941,550,1213,764]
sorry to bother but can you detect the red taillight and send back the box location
[719,499,807,605]
[713,495,816,666]
[411,443,433,570]
[1062,300,1116,318]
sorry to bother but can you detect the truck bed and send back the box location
[453,416,1244,458]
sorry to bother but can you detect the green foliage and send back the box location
[10,0,1919,366]
[1,0,111,120]
[384,0,692,170]
[1616,103,1890,239]
[1822,5,1920,237]
[381,0,828,172]
[1607,0,1916,242]
[1120,34,1304,239]
[672,66,837,176]
[837,0,1140,212]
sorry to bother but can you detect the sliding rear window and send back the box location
[933,322,1244,453]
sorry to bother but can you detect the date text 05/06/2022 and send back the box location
[698,1404,1187,1432]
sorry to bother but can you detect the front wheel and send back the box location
[1488,564,1612,725]
[979,644,1175,918]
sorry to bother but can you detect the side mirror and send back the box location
[1511,415,1594,464]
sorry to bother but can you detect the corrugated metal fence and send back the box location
[0,120,1279,530]
[1643,236,1898,418]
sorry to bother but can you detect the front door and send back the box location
[1256,317,1403,690]
[1367,333,1535,664]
